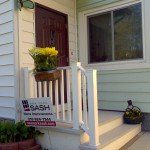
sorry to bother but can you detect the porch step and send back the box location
[80,110,141,150]
[98,111,123,136]
[80,124,141,150]
[100,124,141,150]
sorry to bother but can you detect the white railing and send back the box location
[23,62,100,147]
[23,66,73,124]
[71,62,99,146]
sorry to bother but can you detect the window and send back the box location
[88,3,143,63]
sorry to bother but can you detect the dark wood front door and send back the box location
[35,3,69,67]
[35,4,69,103]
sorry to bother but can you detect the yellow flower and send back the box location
[29,48,38,55]
[49,47,58,56]
[29,47,58,56]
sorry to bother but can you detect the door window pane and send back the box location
[88,13,112,63]
[114,3,143,60]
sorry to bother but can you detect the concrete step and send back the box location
[98,111,123,136]
[100,124,141,150]
[80,124,141,150]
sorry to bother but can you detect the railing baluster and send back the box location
[72,62,82,129]
[41,82,44,97]
[43,81,47,97]
[66,69,71,122]
[38,82,42,98]
[55,79,59,119]
[34,78,37,98]
[29,73,33,98]
[37,82,39,97]
[60,70,65,120]
[82,74,88,124]
[49,81,53,103]
[47,81,49,97]
[86,69,99,146]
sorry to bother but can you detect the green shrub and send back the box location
[0,121,43,143]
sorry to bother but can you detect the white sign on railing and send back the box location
[21,98,56,127]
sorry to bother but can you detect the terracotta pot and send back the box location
[34,70,61,82]
[26,144,41,150]
[0,139,38,150]
[0,142,18,150]
[18,139,35,150]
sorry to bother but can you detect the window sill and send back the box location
[86,59,150,71]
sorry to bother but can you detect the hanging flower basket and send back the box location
[123,100,143,124]
[34,69,61,82]
[29,47,60,81]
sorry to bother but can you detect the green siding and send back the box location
[77,0,120,12]
[98,69,150,112]
[99,101,150,113]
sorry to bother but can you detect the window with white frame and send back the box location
[88,3,143,63]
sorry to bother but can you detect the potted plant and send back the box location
[29,47,61,82]
[0,121,43,150]
[124,100,143,124]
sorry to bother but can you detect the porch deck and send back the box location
[56,110,123,127]
[98,110,123,125]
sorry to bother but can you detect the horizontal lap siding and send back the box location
[98,69,150,112]
[0,54,14,65]
[0,76,14,86]
[77,0,119,11]
[0,107,15,119]
[0,0,15,119]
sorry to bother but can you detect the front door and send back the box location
[35,4,69,103]
[35,3,69,67]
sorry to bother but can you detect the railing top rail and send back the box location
[77,65,86,73]
[57,66,71,70]
[23,66,71,73]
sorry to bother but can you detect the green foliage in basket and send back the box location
[124,108,142,120]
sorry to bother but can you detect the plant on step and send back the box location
[29,47,58,73]
[124,100,143,124]
[0,121,17,143]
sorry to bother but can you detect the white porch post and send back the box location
[86,69,100,146]
[71,62,82,129]
[23,67,29,98]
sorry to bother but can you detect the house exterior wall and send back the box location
[77,0,150,113]
[0,0,16,119]
[17,0,77,99]
[98,68,150,112]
